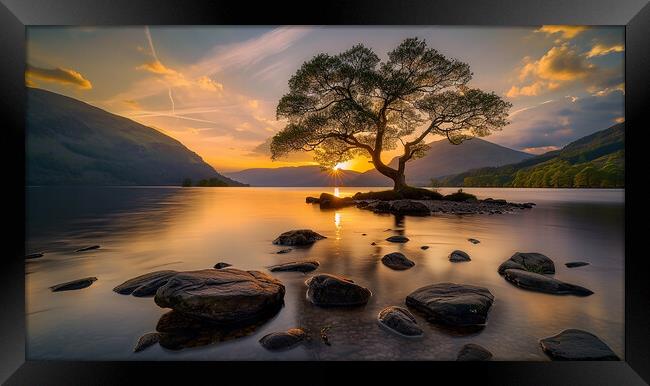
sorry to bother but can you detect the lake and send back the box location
[25,186,625,360]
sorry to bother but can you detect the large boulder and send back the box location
[269,260,320,273]
[498,252,555,275]
[381,252,415,270]
[406,283,494,327]
[259,328,308,350]
[389,200,430,216]
[273,229,326,246]
[377,306,423,337]
[456,343,493,361]
[319,193,355,209]
[305,274,371,307]
[113,270,178,296]
[503,269,593,296]
[154,269,285,323]
[449,250,471,262]
[133,332,160,353]
[540,329,619,360]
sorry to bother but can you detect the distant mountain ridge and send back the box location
[26,88,243,186]
[225,165,361,187]
[348,137,533,187]
[435,123,625,188]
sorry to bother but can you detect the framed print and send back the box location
[1,0,648,384]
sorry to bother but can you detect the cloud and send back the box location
[248,136,315,162]
[26,64,92,89]
[522,145,561,154]
[537,25,589,40]
[586,42,624,58]
[137,60,180,76]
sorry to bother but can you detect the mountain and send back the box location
[348,137,533,186]
[26,88,243,186]
[225,165,361,187]
[436,123,625,188]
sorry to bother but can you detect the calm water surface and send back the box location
[26,187,624,360]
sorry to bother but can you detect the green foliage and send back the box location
[196,178,228,187]
[443,189,477,202]
[353,187,443,201]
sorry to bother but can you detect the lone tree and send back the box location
[271,38,512,191]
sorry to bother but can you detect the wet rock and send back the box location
[213,262,232,269]
[565,261,589,268]
[259,328,308,350]
[386,235,409,243]
[498,252,555,275]
[420,246,429,250]
[503,269,593,296]
[273,229,326,246]
[154,269,285,323]
[389,200,430,216]
[406,283,494,327]
[26,252,44,259]
[381,252,415,270]
[540,329,619,361]
[371,242,377,246]
[269,260,320,273]
[456,343,493,361]
[276,249,292,254]
[305,274,371,307]
[377,306,423,337]
[133,332,160,353]
[319,193,355,209]
[305,196,320,204]
[50,277,97,292]
[468,238,480,244]
[365,200,392,213]
[484,198,507,205]
[113,270,178,297]
[449,250,471,262]
[75,245,100,252]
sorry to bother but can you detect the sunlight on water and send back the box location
[25,186,624,361]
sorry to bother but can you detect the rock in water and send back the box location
[540,329,619,360]
[259,328,308,350]
[449,250,471,262]
[389,200,430,216]
[319,193,355,209]
[503,269,593,296]
[26,252,44,259]
[276,249,292,254]
[406,283,494,327]
[50,277,97,292]
[456,343,493,361]
[468,238,480,244]
[420,246,429,250]
[305,196,320,204]
[213,262,232,269]
[305,274,371,307]
[269,260,320,273]
[377,306,423,337]
[381,252,415,270]
[565,261,589,268]
[113,270,178,297]
[498,252,555,275]
[273,229,326,246]
[386,235,410,243]
[75,245,100,252]
[154,269,285,323]
[133,332,160,353]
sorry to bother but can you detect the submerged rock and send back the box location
[377,306,423,337]
[213,262,232,269]
[406,283,494,327]
[503,269,593,296]
[133,332,160,353]
[75,245,100,252]
[389,200,430,216]
[319,193,355,209]
[565,261,589,268]
[381,252,415,270]
[50,277,97,292]
[540,329,619,361]
[269,260,320,273]
[386,235,409,243]
[449,250,471,262]
[276,249,292,254]
[273,229,326,246]
[305,274,371,307]
[456,343,493,361]
[113,270,178,297]
[420,245,430,250]
[498,252,555,275]
[259,328,308,350]
[467,238,480,244]
[154,269,285,323]
[26,252,44,259]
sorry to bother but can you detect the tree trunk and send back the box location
[392,173,408,191]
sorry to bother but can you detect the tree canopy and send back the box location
[271,37,511,190]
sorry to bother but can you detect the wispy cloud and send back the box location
[586,42,624,58]
[26,64,92,89]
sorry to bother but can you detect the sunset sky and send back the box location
[26,26,624,172]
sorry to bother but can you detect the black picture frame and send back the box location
[1,0,647,384]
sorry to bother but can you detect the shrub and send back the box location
[443,189,477,202]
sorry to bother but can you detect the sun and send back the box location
[333,162,345,171]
